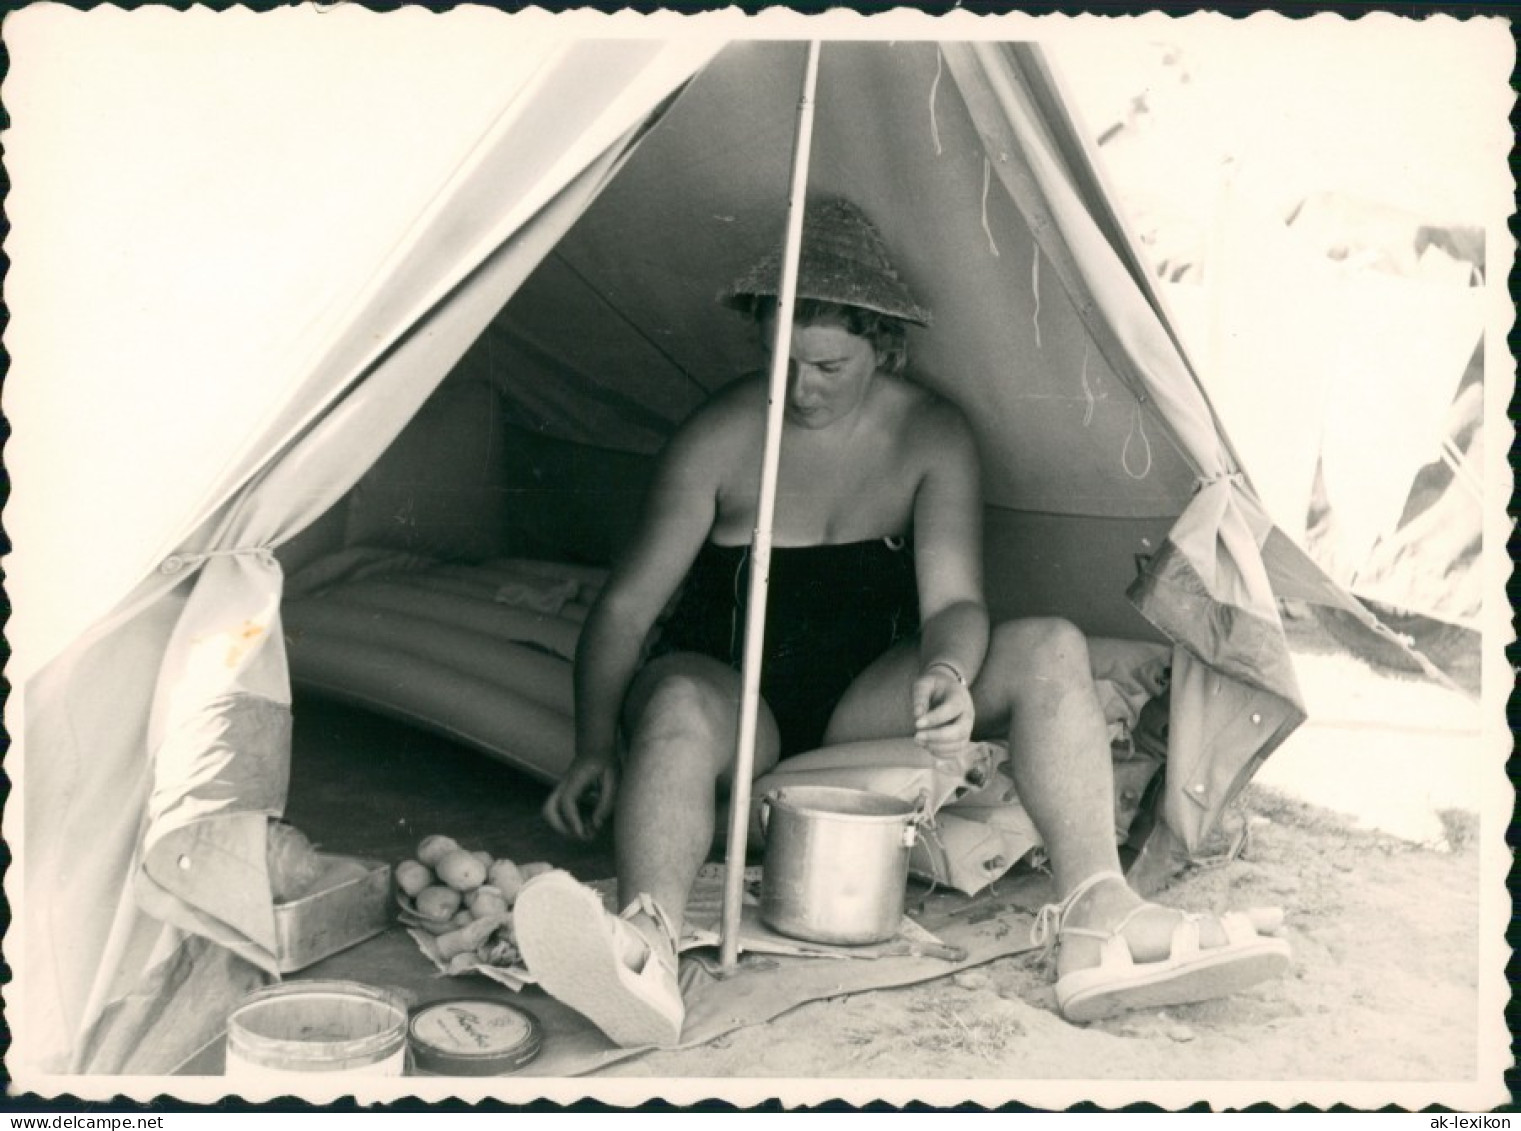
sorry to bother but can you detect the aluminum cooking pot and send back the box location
[758,785,924,946]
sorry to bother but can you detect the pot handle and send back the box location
[759,792,777,840]
[901,789,935,847]
[909,789,935,826]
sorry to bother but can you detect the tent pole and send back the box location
[718,39,822,973]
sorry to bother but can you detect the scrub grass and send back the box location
[1435,806,1479,853]
[902,999,1027,1061]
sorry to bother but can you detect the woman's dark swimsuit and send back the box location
[653,537,920,758]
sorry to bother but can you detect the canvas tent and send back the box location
[6,8,1374,1078]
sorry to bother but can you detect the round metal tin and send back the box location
[406,997,542,1076]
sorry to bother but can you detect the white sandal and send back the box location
[1032,870,1292,1023]
[515,870,684,1048]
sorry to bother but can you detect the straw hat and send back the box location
[721,195,932,327]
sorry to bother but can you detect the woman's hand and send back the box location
[542,753,619,841]
[912,664,975,760]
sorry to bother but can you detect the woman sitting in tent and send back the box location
[514,196,1290,1048]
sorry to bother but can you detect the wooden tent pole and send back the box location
[718,39,822,972]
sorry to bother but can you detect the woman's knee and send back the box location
[985,617,1091,683]
[626,665,734,763]
[624,657,779,780]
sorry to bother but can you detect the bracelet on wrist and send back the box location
[925,660,967,686]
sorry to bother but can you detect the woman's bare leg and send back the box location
[616,653,779,954]
[516,652,781,1048]
[973,619,1123,894]
[825,620,1120,885]
[826,619,1232,974]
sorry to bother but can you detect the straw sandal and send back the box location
[1032,870,1292,1023]
[514,870,684,1048]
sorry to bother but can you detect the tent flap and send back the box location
[77,933,266,1077]
[1125,480,1307,855]
[1128,519,1303,703]
[139,689,293,971]
[1153,649,1303,854]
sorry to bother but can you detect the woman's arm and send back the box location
[543,411,727,839]
[910,402,989,756]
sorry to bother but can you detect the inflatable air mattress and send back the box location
[283,553,604,783]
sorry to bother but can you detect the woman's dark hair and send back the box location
[741,295,910,378]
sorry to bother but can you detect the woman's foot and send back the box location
[1035,871,1292,1023]
[514,871,685,1048]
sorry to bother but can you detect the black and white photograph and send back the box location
[2,5,1512,1113]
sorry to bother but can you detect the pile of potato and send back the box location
[394,834,552,968]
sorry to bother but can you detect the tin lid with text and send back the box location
[407,997,542,1076]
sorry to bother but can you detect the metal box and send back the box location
[273,854,393,974]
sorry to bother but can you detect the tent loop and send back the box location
[979,157,1000,257]
[159,546,276,575]
[1121,400,1153,480]
[1030,242,1042,346]
[1080,344,1100,427]
[928,48,945,157]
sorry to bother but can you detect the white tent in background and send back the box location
[4,7,1433,1079]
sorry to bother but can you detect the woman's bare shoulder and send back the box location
[884,377,976,448]
[663,377,765,466]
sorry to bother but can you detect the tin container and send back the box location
[225,980,408,1081]
[274,854,392,973]
[407,998,543,1076]
[759,785,921,945]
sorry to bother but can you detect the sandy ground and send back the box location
[588,792,1491,1108]
[563,622,1509,1111]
